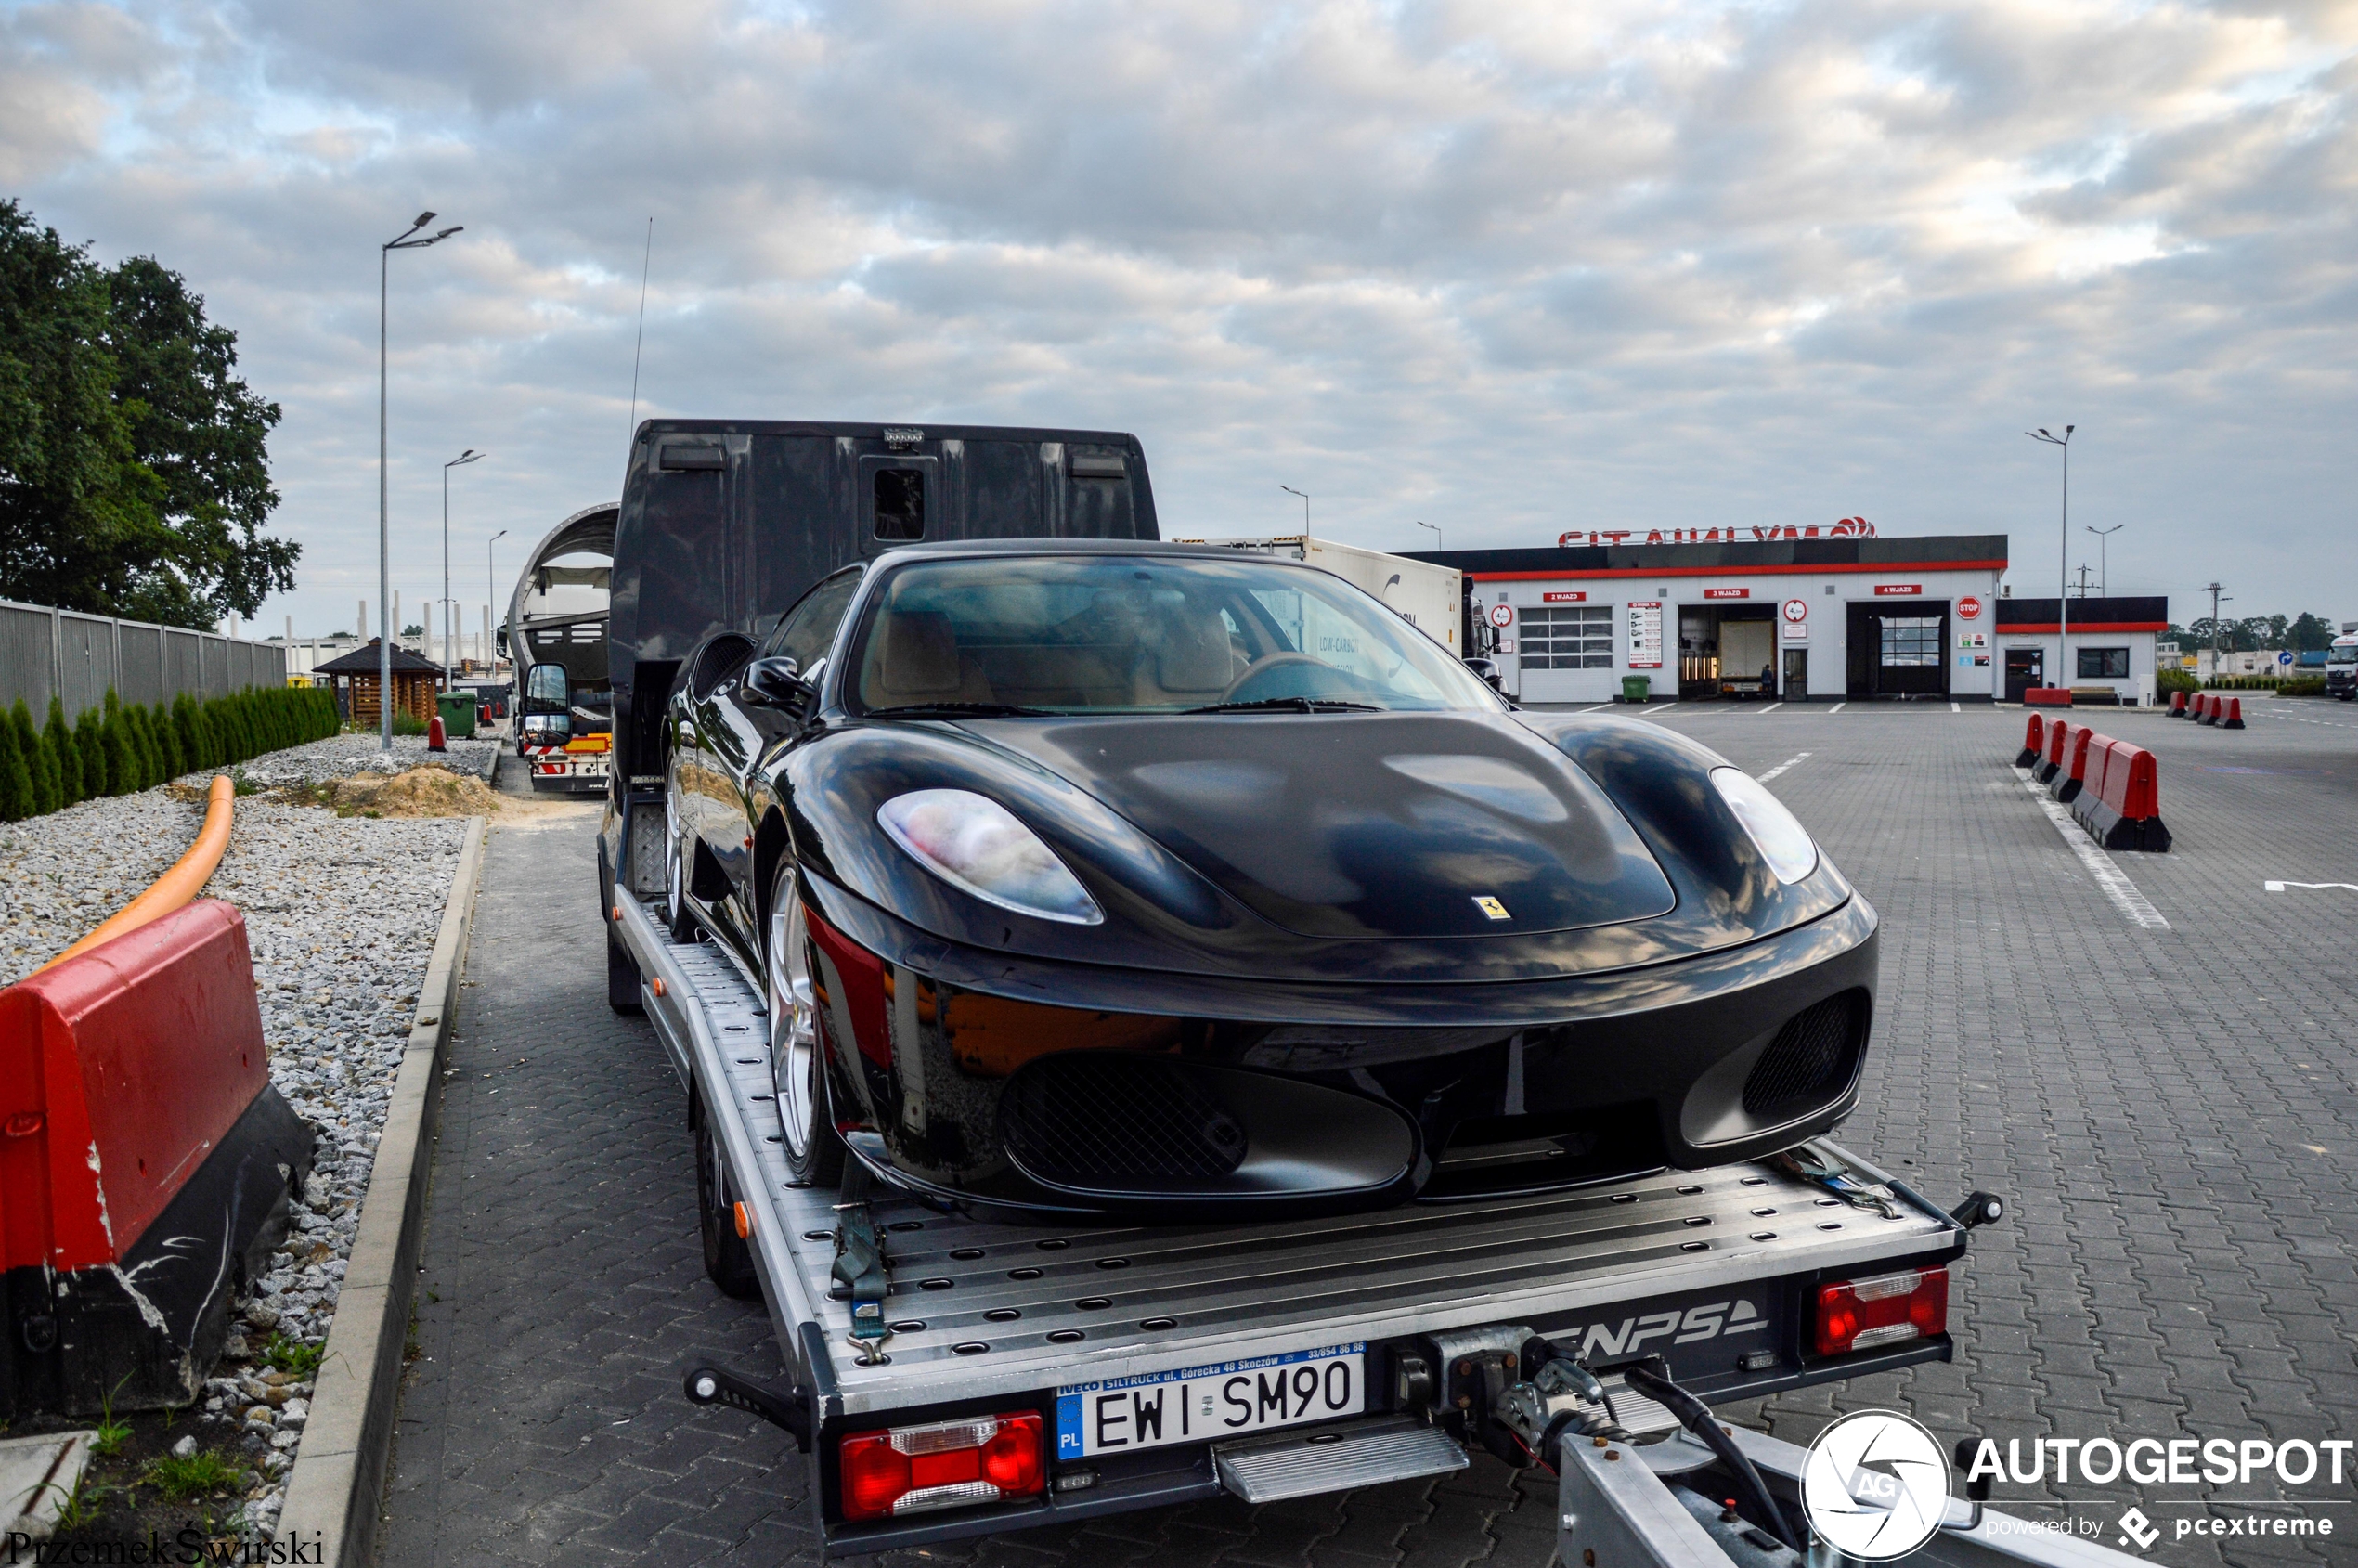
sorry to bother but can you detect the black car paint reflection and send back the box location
[661,542,1878,1222]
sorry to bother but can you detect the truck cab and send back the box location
[2328,634,2358,701]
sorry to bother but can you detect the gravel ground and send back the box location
[202,730,501,786]
[0,752,473,1536]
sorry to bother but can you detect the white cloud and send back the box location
[3,0,2353,629]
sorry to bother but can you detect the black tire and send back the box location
[695,1114,762,1300]
[607,924,644,1014]
[767,863,846,1186]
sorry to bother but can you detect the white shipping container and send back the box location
[1173,536,1461,654]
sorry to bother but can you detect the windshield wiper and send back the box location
[862,702,1054,719]
[1182,696,1384,714]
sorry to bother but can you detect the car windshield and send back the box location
[849,554,1500,716]
[2331,646,2358,665]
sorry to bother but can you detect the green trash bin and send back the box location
[1620,676,1652,704]
[435,693,477,739]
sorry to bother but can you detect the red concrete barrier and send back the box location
[2054,725,2100,803]
[2070,735,2171,851]
[2016,713,2047,768]
[2025,687,2073,708]
[2222,696,2245,730]
[2197,693,2222,725]
[2169,692,2188,718]
[0,901,313,1418]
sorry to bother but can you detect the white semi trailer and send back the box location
[1173,536,1462,656]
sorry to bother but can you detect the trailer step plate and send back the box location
[1213,1419,1467,1504]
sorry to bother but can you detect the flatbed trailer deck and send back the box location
[610,889,2001,1557]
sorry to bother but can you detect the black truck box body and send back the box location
[609,421,1159,788]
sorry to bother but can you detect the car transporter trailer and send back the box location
[606,885,2142,1567]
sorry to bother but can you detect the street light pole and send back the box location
[1279,485,1309,532]
[443,449,484,690]
[488,530,508,674]
[380,211,464,748]
[1416,519,1441,552]
[2026,425,2074,688]
[2085,524,2123,598]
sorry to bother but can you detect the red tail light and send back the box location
[838,1411,1045,1522]
[1815,1266,1948,1356]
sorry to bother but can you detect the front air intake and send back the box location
[1743,991,1869,1123]
[1001,1055,1248,1189]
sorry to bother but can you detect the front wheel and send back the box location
[695,1113,761,1300]
[767,865,845,1186]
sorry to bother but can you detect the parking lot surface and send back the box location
[382,703,2358,1566]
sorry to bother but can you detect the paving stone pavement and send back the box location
[382,704,2358,1567]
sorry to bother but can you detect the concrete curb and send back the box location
[276,813,488,1568]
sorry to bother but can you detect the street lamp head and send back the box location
[491,528,508,543]
[413,211,437,227]
[432,227,462,241]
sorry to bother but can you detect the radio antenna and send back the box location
[627,216,654,442]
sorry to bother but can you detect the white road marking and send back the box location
[1641,703,1678,714]
[2015,769,2170,929]
[1757,751,1812,783]
[1758,702,1783,715]
[1580,703,1613,712]
[2264,881,2358,893]
[1950,702,1962,713]
[1829,703,1846,714]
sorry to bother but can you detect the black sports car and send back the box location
[661,540,1875,1224]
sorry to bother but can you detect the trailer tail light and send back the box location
[1815,1266,1948,1356]
[839,1411,1044,1522]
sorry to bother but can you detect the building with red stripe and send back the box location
[1407,534,2167,706]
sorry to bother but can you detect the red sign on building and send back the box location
[1703,587,1750,600]
[1957,596,1983,619]
[1873,584,1922,596]
[1542,590,1587,603]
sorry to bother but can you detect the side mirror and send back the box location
[741,655,816,708]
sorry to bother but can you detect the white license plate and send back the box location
[1056,1342,1365,1459]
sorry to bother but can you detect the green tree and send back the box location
[2287,612,2338,652]
[124,704,159,789]
[45,699,80,808]
[172,692,203,771]
[0,705,31,821]
[12,700,53,815]
[99,689,132,795]
[153,700,184,781]
[74,706,107,798]
[0,201,296,627]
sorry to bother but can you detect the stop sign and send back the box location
[1957,596,1983,619]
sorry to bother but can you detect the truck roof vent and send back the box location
[883,427,925,450]
[1069,454,1128,479]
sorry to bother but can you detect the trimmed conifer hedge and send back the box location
[0,685,341,823]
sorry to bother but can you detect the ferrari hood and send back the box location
[988,713,1676,940]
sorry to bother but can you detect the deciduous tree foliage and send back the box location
[0,200,296,628]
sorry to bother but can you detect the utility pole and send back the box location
[1279,486,1309,532]
[2203,581,2228,680]
[2073,564,2094,597]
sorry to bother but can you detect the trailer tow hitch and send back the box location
[682,1366,812,1452]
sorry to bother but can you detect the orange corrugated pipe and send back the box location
[35,774,237,975]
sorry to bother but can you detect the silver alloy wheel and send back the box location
[666,794,685,928]
[766,891,820,1160]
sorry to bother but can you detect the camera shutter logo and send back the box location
[1800,1410,1950,1559]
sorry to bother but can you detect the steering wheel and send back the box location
[1219,652,1332,704]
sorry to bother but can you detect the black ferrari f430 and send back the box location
[659,539,1875,1223]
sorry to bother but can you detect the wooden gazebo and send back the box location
[314,640,447,727]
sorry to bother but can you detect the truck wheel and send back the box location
[607,924,644,1014]
[664,795,698,942]
[695,1115,762,1300]
[767,869,846,1186]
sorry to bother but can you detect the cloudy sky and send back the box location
[4,0,2353,638]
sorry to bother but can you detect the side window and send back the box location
[2078,646,2130,679]
[873,469,926,540]
[763,569,865,669]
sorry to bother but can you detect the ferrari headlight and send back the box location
[877,789,1104,926]
[1711,767,1819,884]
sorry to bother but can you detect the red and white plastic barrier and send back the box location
[0,901,312,1418]
[2069,734,2172,851]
